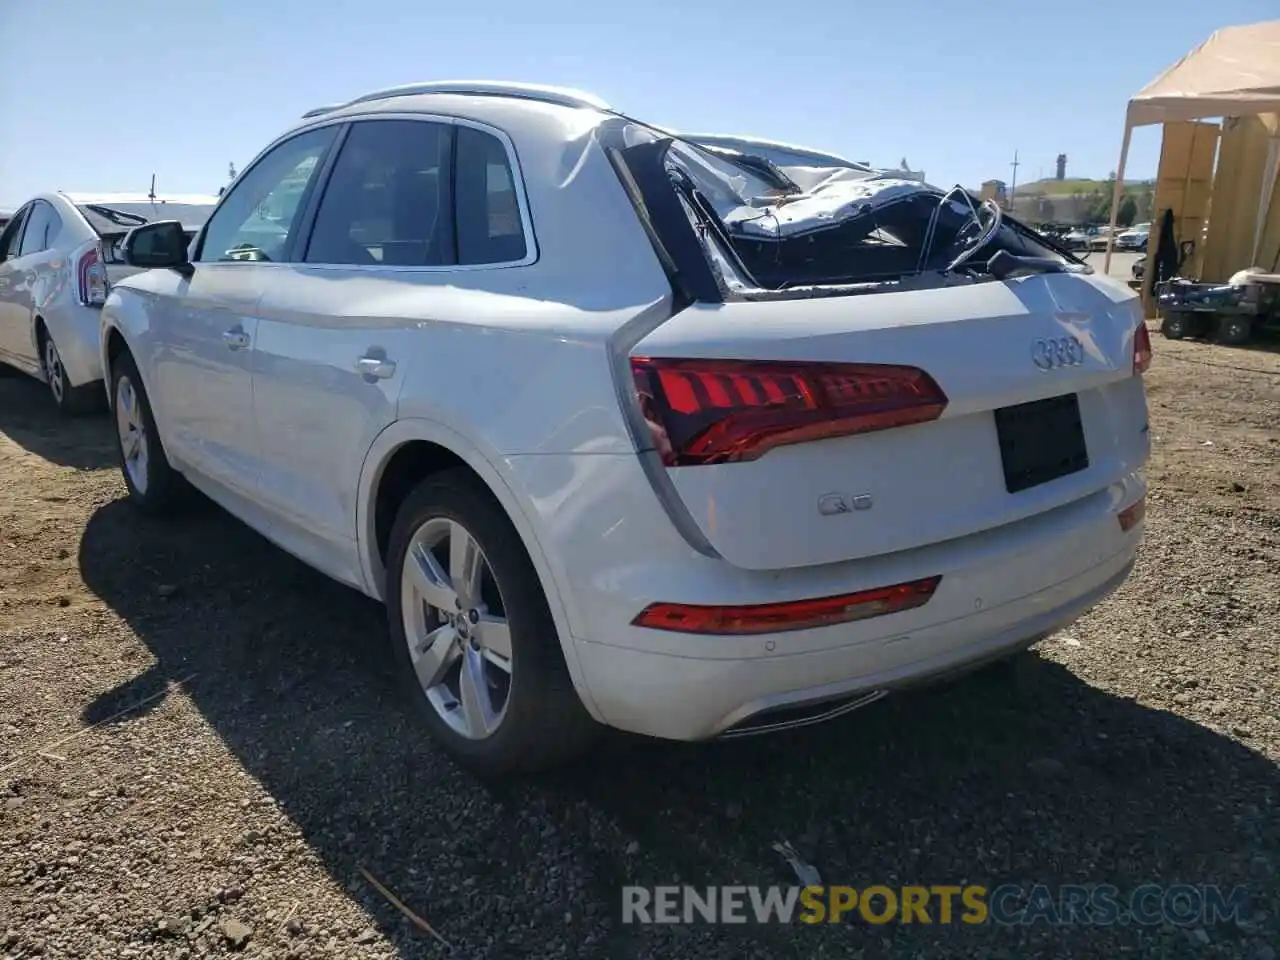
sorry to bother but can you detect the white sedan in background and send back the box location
[0,193,216,413]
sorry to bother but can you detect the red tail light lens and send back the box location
[632,576,942,635]
[77,246,108,307]
[630,357,948,466]
[1133,322,1152,375]
[1118,496,1145,531]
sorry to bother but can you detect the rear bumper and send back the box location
[572,546,1135,740]
[505,451,1146,742]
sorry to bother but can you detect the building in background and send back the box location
[979,179,1008,206]
[1055,154,1068,180]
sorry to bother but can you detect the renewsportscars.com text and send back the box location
[622,884,1250,927]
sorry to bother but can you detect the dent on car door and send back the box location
[153,125,339,496]
[0,206,34,367]
[252,117,525,584]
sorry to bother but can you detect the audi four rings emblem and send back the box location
[1031,335,1084,371]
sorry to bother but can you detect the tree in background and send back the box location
[1116,195,1138,227]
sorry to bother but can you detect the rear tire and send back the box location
[38,326,99,416]
[1160,312,1194,340]
[385,469,598,776]
[109,351,186,515]
[1216,315,1252,346]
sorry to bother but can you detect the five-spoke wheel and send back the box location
[402,517,513,740]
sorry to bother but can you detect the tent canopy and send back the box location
[1106,20,1280,270]
[1127,20,1280,128]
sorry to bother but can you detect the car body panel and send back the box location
[111,263,267,496]
[632,272,1148,570]
[502,442,1143,738]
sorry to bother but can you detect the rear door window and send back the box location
[304,119,454,267]
[18,202,61,255]
[454,125,528,265]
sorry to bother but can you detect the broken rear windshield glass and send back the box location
[629,126,1079,291]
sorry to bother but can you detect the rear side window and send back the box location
[18,202,60,256]
[305,120,453,267]
[454,125,528,265]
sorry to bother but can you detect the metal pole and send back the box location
[1009,150,1020,213]
[1104,125,1132,273]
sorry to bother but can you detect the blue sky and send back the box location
[1,0,1276,208]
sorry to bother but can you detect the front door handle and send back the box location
[222,327,251,350]
[355,356,396,380]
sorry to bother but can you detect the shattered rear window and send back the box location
[638,127,1077,291]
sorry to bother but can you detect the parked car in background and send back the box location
[101,81,1151,775]
[1062,226,1096,251]
[1088,226,1116,252]
[0,192,217,412]
[1116,222,1150,252]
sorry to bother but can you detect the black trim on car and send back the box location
[606,139,724,305]
[288,123,351,264]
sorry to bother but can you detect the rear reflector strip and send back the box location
[1118,497,1145,531]
[631,575,942,635]
[1133,322,1152,375]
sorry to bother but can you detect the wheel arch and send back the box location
[100,322,132,406]
[356,418,604,722]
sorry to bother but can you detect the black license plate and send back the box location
[994,393,1089,493]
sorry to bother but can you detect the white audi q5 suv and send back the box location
[100,81,1151,774]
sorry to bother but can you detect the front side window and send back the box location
[197,126,337,263]
[305,119,453,267]
[454,125,528,265]
[0,207,28,262]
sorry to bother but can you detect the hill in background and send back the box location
[1007,176,1156,226]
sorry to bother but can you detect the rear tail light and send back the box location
[630,357,948,466]
[1118,497,1145,531]
[632,575,942,635]
[76,245,109,307]
[1133,322,1152,375]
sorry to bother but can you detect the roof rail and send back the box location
[301,81,611,119]
[301,104,343,119]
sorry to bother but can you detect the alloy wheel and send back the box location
[115,375,150,494]
[400,516,513,740]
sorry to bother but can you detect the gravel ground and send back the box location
[0,327,1277,960]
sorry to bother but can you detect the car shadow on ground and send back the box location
[77,498,1278,959]
[0,369,115,469]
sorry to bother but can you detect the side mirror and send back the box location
[123,220,192,275]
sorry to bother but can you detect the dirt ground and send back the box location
[0,328,1277,960]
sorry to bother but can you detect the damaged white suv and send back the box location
[100,81,1151,775]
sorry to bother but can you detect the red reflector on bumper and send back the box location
[631,576,942,635]
[1118,497,1146,531]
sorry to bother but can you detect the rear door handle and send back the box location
[222,327,251,350]
[355,356,396,380]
